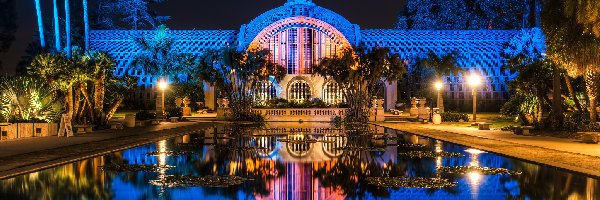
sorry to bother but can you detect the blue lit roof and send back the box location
[241,0,359,47]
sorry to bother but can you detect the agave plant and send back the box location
[0,75,63,123]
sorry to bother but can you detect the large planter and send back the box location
[18,123,35,138]
[33,123,59,137]
[124,114,136,128]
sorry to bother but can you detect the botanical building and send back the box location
[90,0,524,110]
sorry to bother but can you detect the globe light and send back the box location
[434,81,443,91]
[158,80,168,90]
[468,74,481,87]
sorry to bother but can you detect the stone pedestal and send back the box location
[124,114,136,128]
[432,114,442,124]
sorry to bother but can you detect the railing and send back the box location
[251,108,348,122]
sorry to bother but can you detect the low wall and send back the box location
[251,108,347,122]
[0,123,59,141]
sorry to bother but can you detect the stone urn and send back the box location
[175,98,183,107]
[183,97,190,108]
[432,113,442,124]
[410,98,418,108]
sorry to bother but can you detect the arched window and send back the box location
[288,80,311,102]
[253,81,276,104]
[322,81,344,105]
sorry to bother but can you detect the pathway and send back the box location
[375,122,600,178]
[0,121,213,179]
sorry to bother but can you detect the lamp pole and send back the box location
[158,79,168,119]
[435,81,443,113]
[468,74,481,122]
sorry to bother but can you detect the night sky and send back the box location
[0,0,407,74]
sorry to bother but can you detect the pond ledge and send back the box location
[374,122,600,178]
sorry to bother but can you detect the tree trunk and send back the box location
[83,0,89,49]
[93,68,105,121]
[551,66,563,122]
[564,75,583,112]
[585,69,600,123]
[80,83,95,123]
[590,97,598,123]
[53,0,60,51]
[65,0,71,58]
[73,84,81,123]
[105,98,124,122]
[34,0,45,48]
[66,85,74,120]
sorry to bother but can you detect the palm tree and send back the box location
[0,75,63,123]
[53,0,61,52]
[313,46,406,122]
[421,50,462,113]
[34,0,45,48]
[65,0,71,58]
[83,0,89,49]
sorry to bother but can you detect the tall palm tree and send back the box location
[65,0,71,58]
[34,0,45,48]
[53,0,60,52]
[421,50,462,113]
[83,0,89,49]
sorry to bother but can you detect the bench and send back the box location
[73,125,94,134]
[478,123,492,130]
[580,132,600,143]
[110,122,124,130]
[149,119,160,125]
[170,117,179,123]
[389,109,403,115]
[522,126,534,136]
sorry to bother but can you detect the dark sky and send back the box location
[0,0,407,74]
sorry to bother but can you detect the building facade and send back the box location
[90,0,523,111]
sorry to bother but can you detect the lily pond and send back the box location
[1,122,599,200]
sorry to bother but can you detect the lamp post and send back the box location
[468,74,481,122]
[158,79,168,119]
[434,81,443,113]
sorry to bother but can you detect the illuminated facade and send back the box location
[90,0,524,110]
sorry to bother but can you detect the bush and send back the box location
[135,110,156,121]
[165,107,183,119]
[441,111,469,122]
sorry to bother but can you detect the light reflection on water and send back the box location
[0,122,599,200]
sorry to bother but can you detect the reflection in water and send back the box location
[0,122,599,200]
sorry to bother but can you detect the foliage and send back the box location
[164,80,204,111]
[312,46,407,122]
[94,0,170,30]
[436,166,522,176]
[165,107,182,119]
[562,0,600,38]
[440,111,469,122]
[28,49,137,126]
[135,110,156,120]
[132,25,196,80]
[365,177,457,188]
[195,47,286,122]
[500,94,538,124]
[403,0,528,30]
[0,75,63,123]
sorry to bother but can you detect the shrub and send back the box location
[135,110,156,121]
[165,107,183,119]
[441,111,469,122]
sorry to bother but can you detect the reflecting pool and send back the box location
[1,122,599,200]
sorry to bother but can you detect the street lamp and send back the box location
[158,79,168,118]
[468,74,481,122]
[434,81,443,113]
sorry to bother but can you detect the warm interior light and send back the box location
[158,80,168,90]
[434,81,443,91]
[468,74,481,87]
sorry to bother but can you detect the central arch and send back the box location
[248,17,352,75]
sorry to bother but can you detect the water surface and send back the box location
[1,122,598,200]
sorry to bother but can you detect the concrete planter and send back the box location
[33,123,59,137]
[124,114,136,128]
[18,123,35,138]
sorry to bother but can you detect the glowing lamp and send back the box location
[158,80,168,90]
[434,81,443,91]
[468,74,481,87]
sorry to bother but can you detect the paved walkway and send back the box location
[0,121,212,179]
[375,122,600,178]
